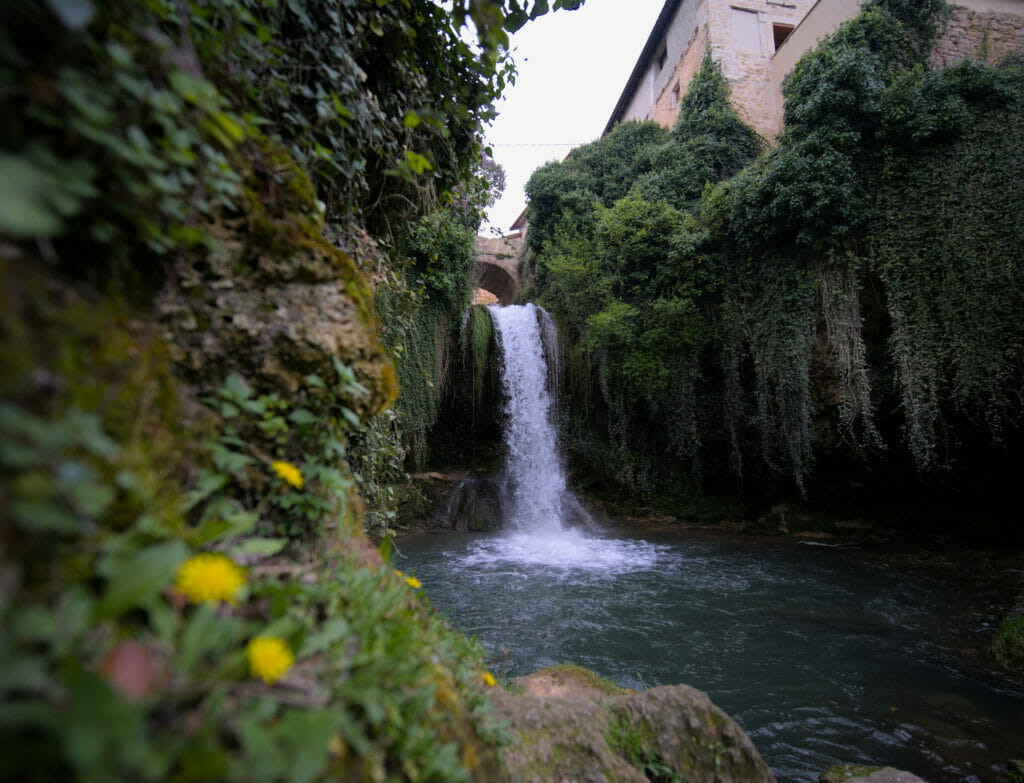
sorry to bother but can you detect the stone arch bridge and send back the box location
[474,234,525,304]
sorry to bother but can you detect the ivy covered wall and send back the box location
[0,1,581,780]
[525,0,1024,522]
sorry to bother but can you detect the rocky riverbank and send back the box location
[492,665,775,783]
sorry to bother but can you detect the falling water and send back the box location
[478,304,659,571]
[400,303,1024,783]
[489,303,567,532]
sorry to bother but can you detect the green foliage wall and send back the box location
[380,210,477,471]
[527,0,1024,508]
[0,0,582,780]
[0,0,523,256]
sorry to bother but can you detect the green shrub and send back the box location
[525,0,1024,504]
[994,615,1024,671]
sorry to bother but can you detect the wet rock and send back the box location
[446,478,503,532]
[158,143,396,420]
[819,765,928,782]
[491,665,775,783]
[392,472,465,531]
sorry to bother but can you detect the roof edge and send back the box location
[602,0,685,137]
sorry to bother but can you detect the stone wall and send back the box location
[621,0,709,125]
[612,0,1024,143]
[652,24,711,128]
[931,3,1024,67]
[474,234,524,304]
[630,0,814,141]
[708,0,814,142]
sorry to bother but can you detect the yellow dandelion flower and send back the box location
[175,553,245,605]
[482,671,496,687]
[271,460,304,489]
[404,575,421,589]
[247,636,294,684]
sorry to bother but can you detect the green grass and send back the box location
[994,614,1024,670]
[604,710,685,783]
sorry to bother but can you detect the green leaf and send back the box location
[54,586,97,653]
[10,606,58,644]
[288,408,316,425]
[65,409,118,456]
[222,508,259,535]
[404,150,433,175]
[341,407,361,428]
[0,153,65,237]
[283,709,341,783]
[0,653,52,697]
[230,537,287,558]
[503,9,528,33]
[99,540,188,618]
[211,111,246,144]
[178,602,243,674]
[64,475,116,517]
[11,495,82,532]
[168,70,218,108]
[403,111,421,129]
[114,469,145,495]
[192,501,258,545]
[299,618,350,657]
[183,469,231,513]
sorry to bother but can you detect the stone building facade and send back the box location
[605,0,816,141]
[930,0,1024,67]
[473,234,524,304]
[608,0,1024,143]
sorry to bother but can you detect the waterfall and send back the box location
[490,303,568,532]
[453,303,657,572]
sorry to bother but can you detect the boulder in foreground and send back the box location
[491,665,776,783]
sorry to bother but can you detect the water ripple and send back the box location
[401,532,1024,783]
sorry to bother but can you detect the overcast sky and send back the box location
[481,0,666,234]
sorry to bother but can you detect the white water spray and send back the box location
[490,303,567,532]
[474,304,659,572]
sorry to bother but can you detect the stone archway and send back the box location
[475,260,517,304]
[473,234,524,305]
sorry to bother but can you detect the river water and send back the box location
[404,304,1023,781]
[399,529,1023,782]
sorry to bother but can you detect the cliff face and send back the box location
[156,142,396,420]
[522,2,1024,522]
[0,136,505,781]
[0,4,508,780]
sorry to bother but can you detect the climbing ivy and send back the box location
[527,55,764,497]
[864,63,1024,467]
[527,0,1024,507]
[0,0,582,780]
[0,0,562,261]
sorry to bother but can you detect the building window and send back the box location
[657,46,668,72]
[672,82,681,105]
[730,7,761,52]
[773,23,795,51]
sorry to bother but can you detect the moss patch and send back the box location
[490,666,774,783]
[819,765,887,782]
[994,612,1024,671]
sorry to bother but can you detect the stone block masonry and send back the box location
[932,5,1024,67]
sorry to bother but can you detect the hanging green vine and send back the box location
[526,0,1024,506]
